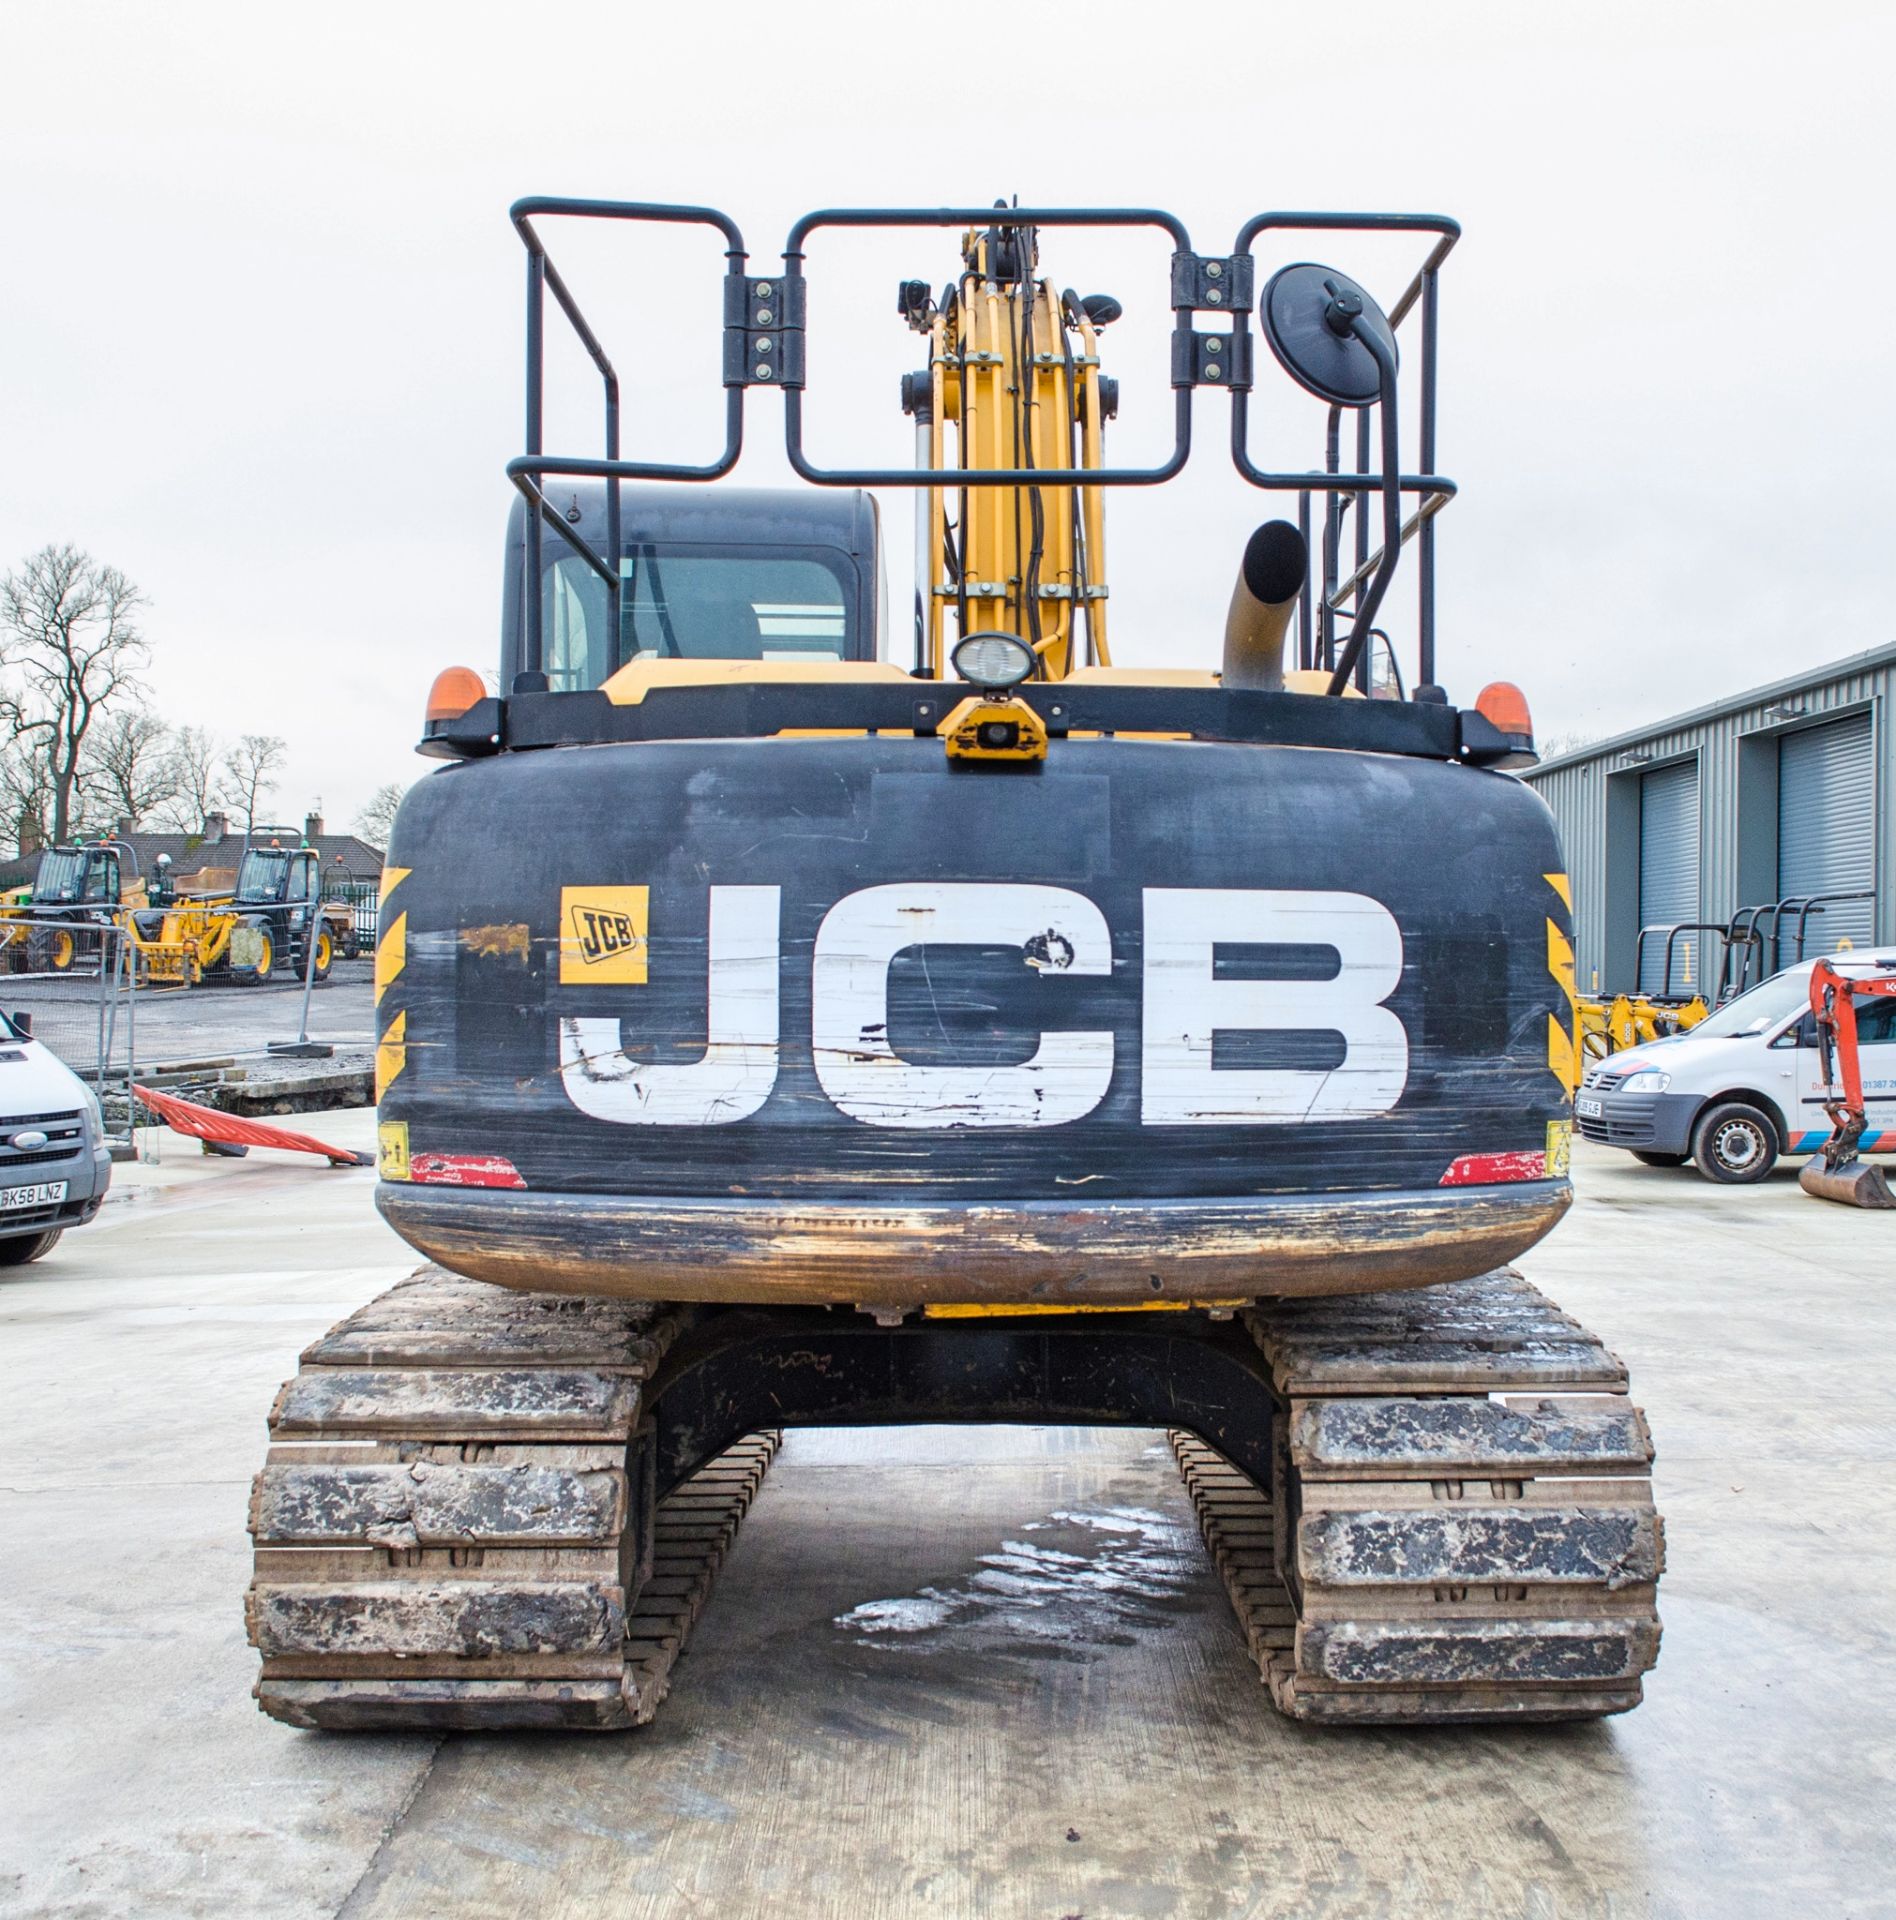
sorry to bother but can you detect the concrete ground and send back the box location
[6,962,375,1069]
[1,1132,1893,1919]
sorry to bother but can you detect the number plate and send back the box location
[1574,1095,1603,1119]
[1,1181,67,1210]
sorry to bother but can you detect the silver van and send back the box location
[0,1011,113,1263]
[1575,951,1896,1183]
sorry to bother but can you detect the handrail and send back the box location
[503,198,1463,694]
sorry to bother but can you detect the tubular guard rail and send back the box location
[507,199,1458,694]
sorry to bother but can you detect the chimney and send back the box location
[203,810,228,843]
[115,815,135,841]
[304,811,325,842]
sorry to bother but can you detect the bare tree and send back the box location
[221,732,287,833]
[0,544,150,844]
[151,724,221,834]
[352,780,409,852]
[81,709,181,830]
[0,737,54,855]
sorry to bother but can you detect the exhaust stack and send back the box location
[1222,521,1309,692]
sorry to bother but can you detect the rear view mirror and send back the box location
[10,1011,31,1037]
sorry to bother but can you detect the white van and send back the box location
[1575,950,1896,1183]
[0,1010,113,1262]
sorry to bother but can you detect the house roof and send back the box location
[0,827,385,894]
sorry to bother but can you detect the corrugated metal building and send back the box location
[1523,642,1895,998]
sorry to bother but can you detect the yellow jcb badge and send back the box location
[560,886,649,984]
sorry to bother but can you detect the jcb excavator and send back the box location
[247,200,1663,1732]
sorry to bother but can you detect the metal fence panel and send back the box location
[0,918,136,1144]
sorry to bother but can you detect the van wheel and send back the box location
[0,1230,61,1266]
[1692,1102,1778,1184]
[1632,1151,1689,1168]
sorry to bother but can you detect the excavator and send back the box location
[1799,956,1896,1207]
[246,200,1664,1732]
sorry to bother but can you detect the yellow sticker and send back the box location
[378,1119,411,1181]
[1545,1118,1572,1179]
[560,886,649,984]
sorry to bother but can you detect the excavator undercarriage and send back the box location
[250,1265,1660,1730]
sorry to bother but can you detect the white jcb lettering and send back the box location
[1140,888,1407,1125]
[811,883,1113,1129]
[559,886,780,1126]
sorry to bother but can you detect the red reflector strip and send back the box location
[407,1152,527,1190]
[1439,1149,1547,1186]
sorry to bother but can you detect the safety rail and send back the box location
[1719,890,1879,997]
[505,199,1459,703]
[1634,921,1740,1004]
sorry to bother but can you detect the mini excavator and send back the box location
[1800,956,1896,1207]
[245,200,1664,1732]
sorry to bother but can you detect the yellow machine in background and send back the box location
[1575,919,1719,1061]
[123,844,343,988]
[1576,989,1708,1062]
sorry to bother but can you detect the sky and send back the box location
[2,1,1890,831]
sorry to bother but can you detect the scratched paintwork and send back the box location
[374,734,1575,1301]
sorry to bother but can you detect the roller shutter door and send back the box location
[1638,761,1700,995]
[1778,713,1875,959]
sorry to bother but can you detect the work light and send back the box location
[951,632,1035,692]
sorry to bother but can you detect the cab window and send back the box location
[236,851,289,899]
[32,851,83,904]
[542,545,853,691]
[1858,996,1896,1046]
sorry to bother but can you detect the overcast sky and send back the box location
[3,2,1889,831]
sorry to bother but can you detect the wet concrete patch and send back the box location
[834,1504,1204,1657]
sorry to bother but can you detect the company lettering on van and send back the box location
[557,884,1408,1128]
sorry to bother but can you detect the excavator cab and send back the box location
[502,485,881,687]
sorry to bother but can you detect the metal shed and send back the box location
[1522,642,1896,997]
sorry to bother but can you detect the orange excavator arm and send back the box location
[1801,959,1896,1207]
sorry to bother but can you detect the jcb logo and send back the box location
[560,887,648,985]
[558,883,1409,1132]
